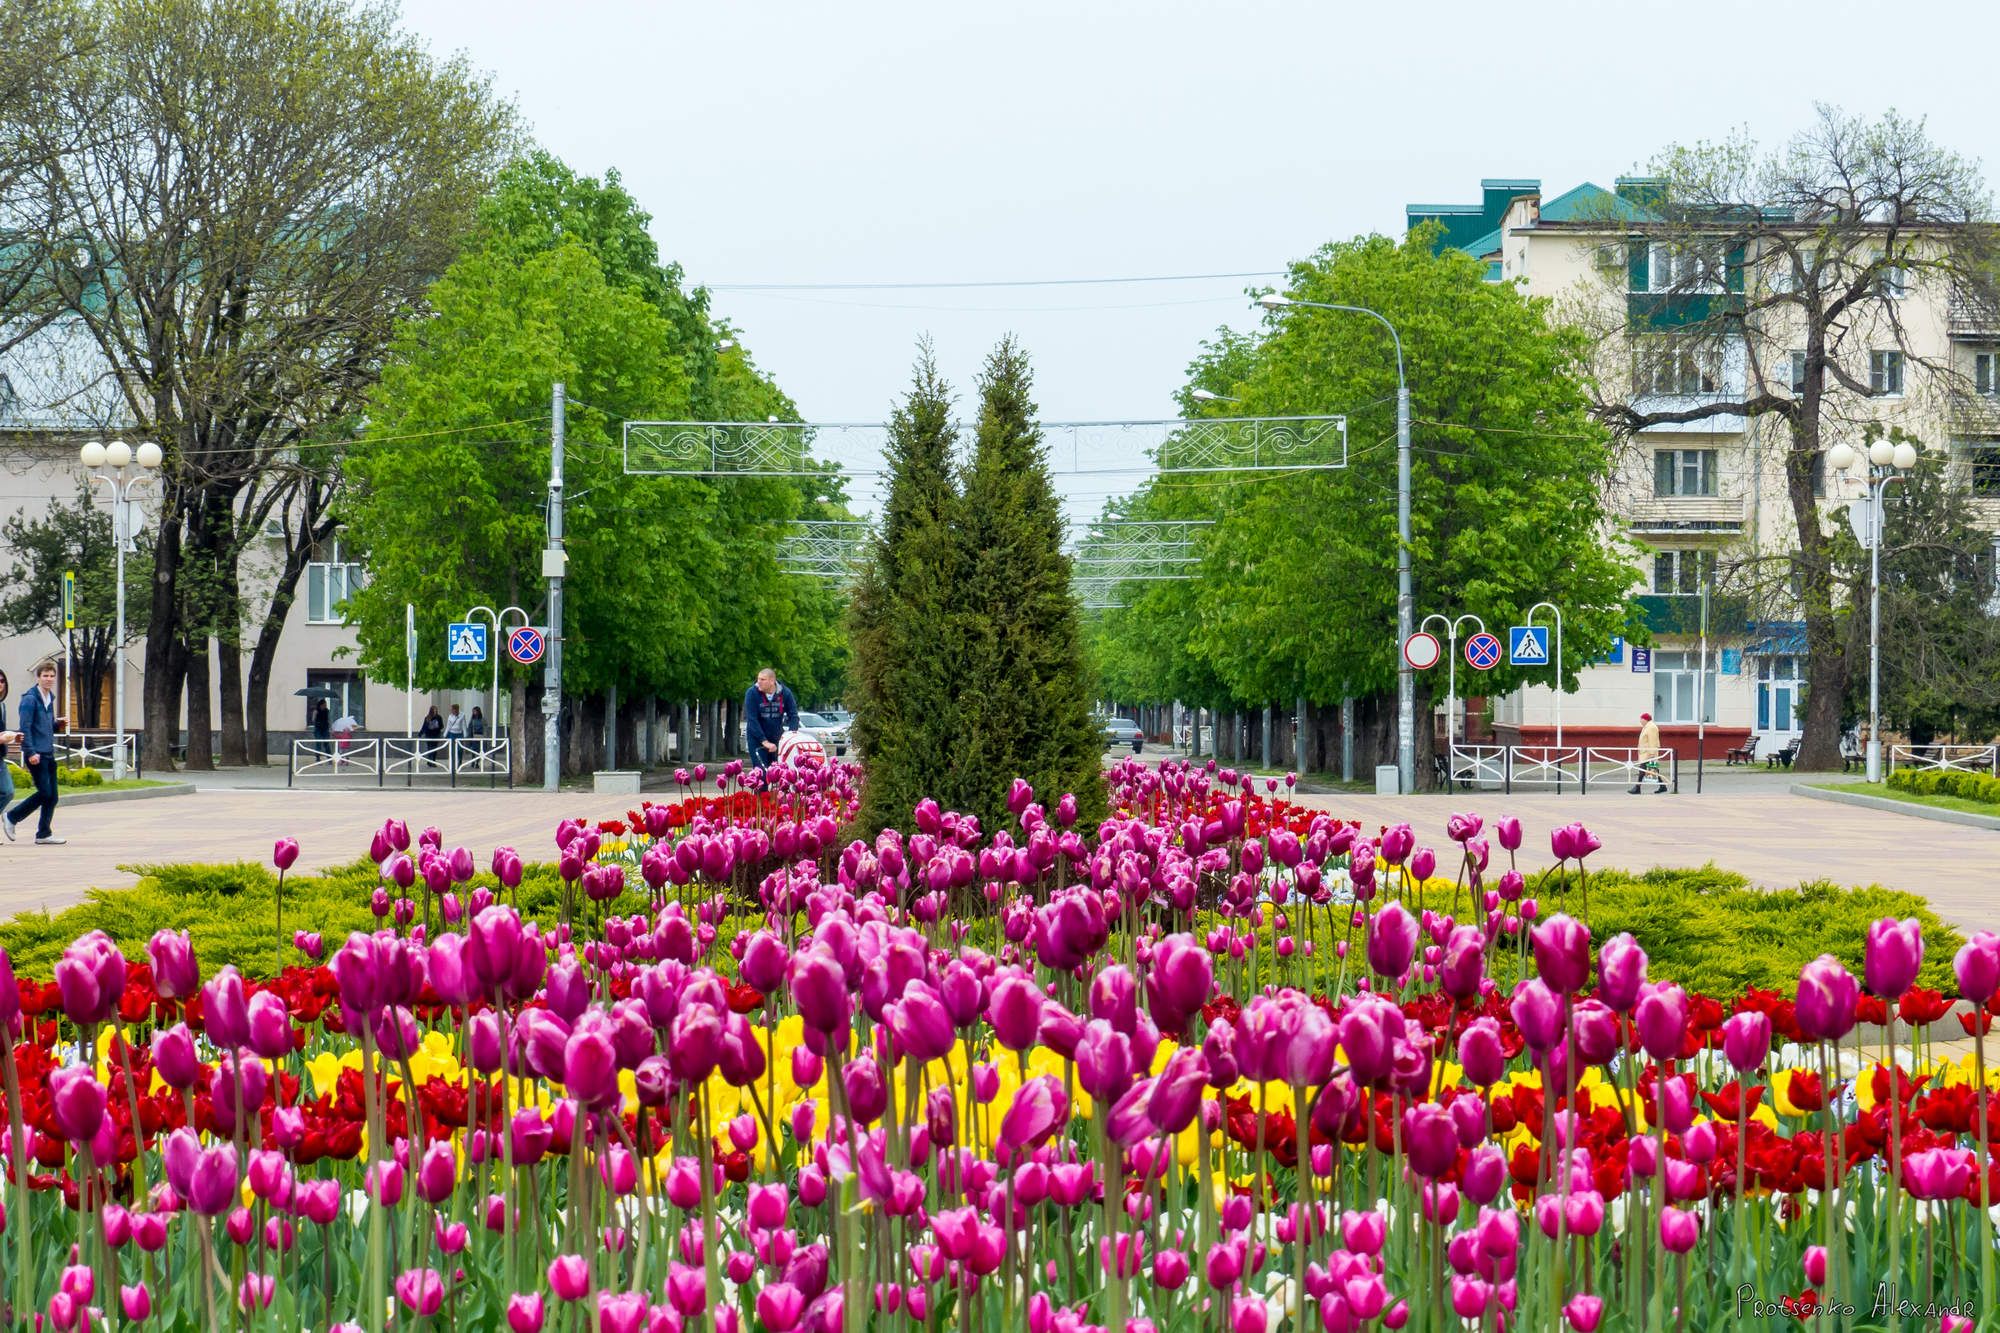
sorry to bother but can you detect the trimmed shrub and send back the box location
[1888,768,2000,806]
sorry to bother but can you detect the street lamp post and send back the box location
[79,438,162,780]
[1257,294,1413,792]
[1828,437,1919,783]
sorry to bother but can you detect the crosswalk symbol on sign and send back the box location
[1509,626,1548,665]
[448,622,488,662]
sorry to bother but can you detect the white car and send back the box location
[1101,717,1144,753]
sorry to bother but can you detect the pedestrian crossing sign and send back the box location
[447,621,488,663]
[1508,625,1548,665]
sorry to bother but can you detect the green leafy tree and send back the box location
[341,155,827,775]
[6,0,517,771]
[0,485,152,729]
[944,338,1105,830]
[1094,233,1642,772]
[848,346,964,834]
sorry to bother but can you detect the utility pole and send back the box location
[542,382,566,791]
[1395,372,1413,795]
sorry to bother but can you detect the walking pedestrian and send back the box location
[444,703,466,741]
[467,705,487,738]
[0,669,17,823]
[742,667,799,770]
[311,699,332,760]
[419,705,445,768]
[1629,710,1669,795]
[4,662,66,844]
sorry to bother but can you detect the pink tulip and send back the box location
[1955,932,2000,1005]
[548,1254,590,1302]
[394,1268,444,1317]
[1721,1011,1772,1073]
[120,1283,151,1321]
[1796,955,1860,1041]
[1563,1293,1604,1332]
[1659,1207,1700,1253]
[506,1293,546,1333]
[1804,1245,1827,1287]
[272,837,300,871]
[1865,917,1925,999]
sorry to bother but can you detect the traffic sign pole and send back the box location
[1525,602,1563,747]
[1421,612,1486,758]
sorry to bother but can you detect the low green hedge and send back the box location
[0,859,1963,997]
[5,761,106,789]
[1889,767,2000,807]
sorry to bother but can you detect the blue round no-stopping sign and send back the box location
[1465,632,1501,670]
[507,626,545,664]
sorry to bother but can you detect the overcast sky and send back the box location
[400,0,2000,516]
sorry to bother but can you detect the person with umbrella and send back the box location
[332,710,360,769]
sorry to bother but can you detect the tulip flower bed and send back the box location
[0,754,1994,1333]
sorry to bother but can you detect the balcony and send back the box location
[1625,496,1746,534]
[1949,291,2000,339]
[1635,593,1752,635]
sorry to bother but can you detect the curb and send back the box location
[1791,783,2000,832]
[53,783,196,807]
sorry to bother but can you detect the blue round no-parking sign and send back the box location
[1465,632,1501,670]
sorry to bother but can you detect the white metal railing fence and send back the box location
[1509,744,1584,792]
[290,738,512,788]
[1888,744,1999,777]
[52,733,138,777]
[1440,744,1677,794]
[1447,745,1508,790]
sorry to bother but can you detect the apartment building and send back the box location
[0,347,443,755]
[1407,177,2000,760]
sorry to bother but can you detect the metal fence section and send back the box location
[1441,744,1677,794]
[289,739,512,788]
[1509,745,1584,792]
[1447,745,1508,790]
[1584,746,1680,794]
[53,733,138,777]
[1888,744,1999,776]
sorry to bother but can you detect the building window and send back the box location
[1964,444,2000,498]
[1789,351,1808,394]
[1808,451,1826,497]
[305,669,365,728]
[1650,549,1714,596]
[1976,351,1998,397]
[1635,339,1722,397]
[1649,241,1722,294]
[1870,350,1905,396]
[1652,651,1717,724]
[1654,448,1718,498]
[306,537,365,624]
[1879,264,1910,300]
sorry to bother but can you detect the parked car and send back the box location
[799,711,850,757]
[1101,716,1143,753]
[817,708,853,728]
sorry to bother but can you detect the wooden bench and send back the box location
[1766,737,1802,769]
[1724,739,1758,766]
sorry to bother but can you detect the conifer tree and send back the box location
[944,337,1105,832]
[848,344,964,834]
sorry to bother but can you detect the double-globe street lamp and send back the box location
[1826,436,1919,783]
[1255,294,1415,793]
[78,438,162,780]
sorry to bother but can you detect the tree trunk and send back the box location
[217,631,247,765]
[1787,411,1850,771]
[244,510,325,768]
[142,517,183,772]
[513,678,539,785]
[183,638,214,770]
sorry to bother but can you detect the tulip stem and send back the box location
[1887,1012,1902,1333]
[1977,1024,1994,1320]
[1,1039,28,1324]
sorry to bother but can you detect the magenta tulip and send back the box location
[1796,955,1860,1042]
[1864,917,1924,999]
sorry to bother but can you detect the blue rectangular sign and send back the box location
[1508,625,1549,666]
[447,621,488,663]
[1720,648,1742,675]
[1630,646,1652,674]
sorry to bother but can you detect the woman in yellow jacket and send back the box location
[1630,711,1669,794]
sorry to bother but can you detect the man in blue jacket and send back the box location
[743,667,798,770]
[4,661,63,844]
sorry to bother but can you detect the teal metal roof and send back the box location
[1536,182,1658,225]
[1461,227,1502,257]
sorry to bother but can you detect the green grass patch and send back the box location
[1817,780,2000,819]
[0,857,1963,998]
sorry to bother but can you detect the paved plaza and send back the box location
[0,771,1991,934]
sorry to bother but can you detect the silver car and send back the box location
[1101,717,1143,753]
[799,711,849,757]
